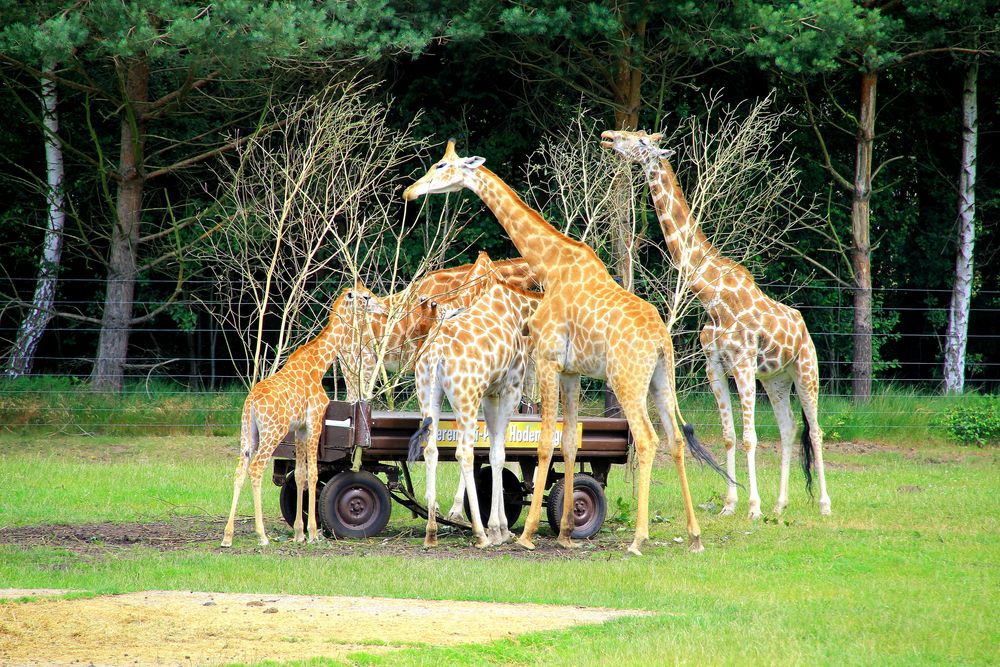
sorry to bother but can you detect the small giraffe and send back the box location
[404,140,729,555]
[601,129,832,518]
[407,256,542,548]
[221,284,386,547]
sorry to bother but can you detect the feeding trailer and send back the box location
[271,400,631,541]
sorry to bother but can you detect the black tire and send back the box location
[278,473,326,532]
[318,471,392,538]
[462,467,524,529]
[545,473,607,540]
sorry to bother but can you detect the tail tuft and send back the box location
[800,409,815,498]
[684,423,740,487]
[407,416,433,462]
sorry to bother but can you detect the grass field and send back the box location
[1,419,998,665]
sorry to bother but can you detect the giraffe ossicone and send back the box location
[602,128,831,519]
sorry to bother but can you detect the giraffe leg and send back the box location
[795,345,831,515]
[651,359,702,553]
[482,393,514,545]
[445,474,466,522]
[306,406,326,543]
[456,411,489,548]
[221,453,250,548]
[617,389,660,556]
[556,373,582,550]
[423,429,440,547]
[517,357,560,551]
[762,377,796,515]
[706,356,739,515]
[292,440,307,543]
[732,359,762,520]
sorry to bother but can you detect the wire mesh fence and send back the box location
[1,277,997,437]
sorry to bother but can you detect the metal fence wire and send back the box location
[1,277,997,434]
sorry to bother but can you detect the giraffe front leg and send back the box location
[292,441,307,543]
[732,360,762,520]
[306,408,325,543]
[517,358,560,551]
[706,356,739,516]
[556,373,582,550]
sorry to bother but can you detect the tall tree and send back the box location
[741,0,990,400]
[0,0,440,390]
[4,59,65,378]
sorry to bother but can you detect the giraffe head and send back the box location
[402,139,486,201]
[600,129,674,166]
[334,281,386,320]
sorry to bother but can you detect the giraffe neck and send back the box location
[646,160,737,303]
[469,167,607,286]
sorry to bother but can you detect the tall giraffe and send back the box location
[404,140,729,555]
[408,255,542,548]
[221,284,385,547]
[601,129,832,518]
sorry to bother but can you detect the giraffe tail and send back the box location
[408,416,433,462]
[239,400,260,463]
[800,409,815,498]
[660,338,738,487]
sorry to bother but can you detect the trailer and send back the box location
[271,400,631,541]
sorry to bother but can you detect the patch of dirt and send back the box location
[0,517,703,559]
[0,589,647,666]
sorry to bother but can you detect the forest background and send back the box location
[0,0,997,406]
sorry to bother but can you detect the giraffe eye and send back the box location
[435,162,446,169]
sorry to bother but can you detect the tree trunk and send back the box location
[851,71,876,402]
[612,16,645,130]
[5,68,66,378]
[943,58,978,394]
[90,56,149,392]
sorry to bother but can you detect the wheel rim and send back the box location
[572,487,599,532]
[336,485,378,529]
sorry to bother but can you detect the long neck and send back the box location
[468,167,607,286]
[646,160,726,297]
[504,287,543,328]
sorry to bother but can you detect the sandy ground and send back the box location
[0,589,647,666]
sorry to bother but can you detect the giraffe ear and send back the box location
[649,132,664,143]
[656,147,675,160]
[460,156,486,170]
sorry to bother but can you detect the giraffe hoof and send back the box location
[445,510,464,522]
[258,537,270,547]
[515,536,536,551]
[747,503,762,520]
[293,534,306,543]
[627,541,644,556]
[474,536,490,549]
[772,503,787,516]
[819,499,832,516]
[220,538,233,548]
[688,536,704,553]
[499,529,513,544]
[718,505,736,517]
[557,537,581,550]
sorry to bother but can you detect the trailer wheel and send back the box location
[545,473,606,540]
[462,467,524,529]
[278,474,326,532]
[318,471,391,538]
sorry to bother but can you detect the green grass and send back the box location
[1,427,998,665]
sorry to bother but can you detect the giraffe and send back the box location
[407,255,542,547]
[365,252,532,377]
[404,140,730,555]
[221,284,386,547]
[601,129,832,518]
